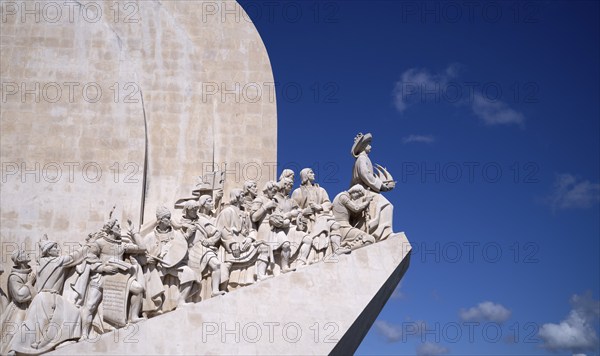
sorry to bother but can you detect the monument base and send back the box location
[52,233,412,355]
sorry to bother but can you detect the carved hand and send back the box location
[27,271,36,284]
[309,203,323,212]
[241,237,252,251]
[103,265,119,274]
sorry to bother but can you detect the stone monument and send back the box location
[0,1,411,354]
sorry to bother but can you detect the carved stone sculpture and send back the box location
[141,206,199,312]
[306,202,346,261]
[10,237,85,354]
[350,133,397,241]
[94,219,146,325]
[274,177,313,268]
[83,243,117,338]
[332,185,376,251]
[188,195,227,297]
[292,168,344,263]
[0,249,35,355]
[216,189,264,288]
[251,181,297,276]
[292,168,332,226]
[0,132,407,355]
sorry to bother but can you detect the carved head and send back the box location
[300,168,315,185]
[156,206,172,228]
[243,180,258,197]
[263,181,279,199]
[198,195,214,213]
[40,240,59,257]
[279,177,294,194]
[351,132,373,157]
[182,200,200,219]
[11,248,31,265]
[229,189,244,206]
[102,218,122,237]
[279,169,295,184]
[348,184,366,200]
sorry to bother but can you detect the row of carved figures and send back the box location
[0,132,397,355]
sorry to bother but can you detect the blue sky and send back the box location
[239,1,600,355]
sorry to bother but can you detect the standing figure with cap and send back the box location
[351,132,397,241]
[10,236,85,354]
[187,195,227,298]
[0,249,36,355]
[137,205,199,312]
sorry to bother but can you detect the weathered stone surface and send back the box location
[0,0,277,287]
[52,233,411,355]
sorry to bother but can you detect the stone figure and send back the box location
[10,237,85,354]
[63,242,119,338]
[134,219,166,317]
[138,206,199,312]
[179,200,201,245]
[0,249,36,355]
[350,133,396,241]
[332,185,376,251]
[307,202,347,261]
[242,180,258,212]
[292,168,331,221]
[292,168,331,233]
[216,189,265,287]
[95,218,146,325]
[291,168,343,263]
[188,195,227,297]
[274,177,313,268]
[251,181,297,275]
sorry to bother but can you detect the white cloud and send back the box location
[393,63,526,127]
[374,320,402,342]
[402,134,435,144]
[374,318,428,342]
[539,292,600,353]
[471,93,525,126]
[393,64,459,113]
[459,301,512,323]
[548,173,600,211]
[416,342,449,356]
